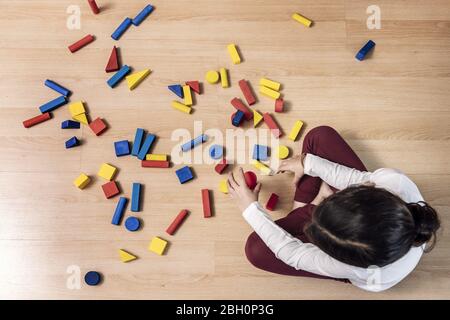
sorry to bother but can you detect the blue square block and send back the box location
[253,144,268,161]
[114,140,130,157]
[175,166,194,184]
[65,136,79,149]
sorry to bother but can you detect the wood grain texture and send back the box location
[0,0,449,299]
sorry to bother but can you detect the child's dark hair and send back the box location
[304,186,440,268]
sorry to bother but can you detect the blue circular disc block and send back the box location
[125,216,141,232]
[209,144,223,160]
[84,271,101,286]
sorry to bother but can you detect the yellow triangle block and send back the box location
[253,110,263,127]
[72,113,89,125]
[126,69,151,90]
[119,249,137,263]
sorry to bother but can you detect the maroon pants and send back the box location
[245,126,367,280]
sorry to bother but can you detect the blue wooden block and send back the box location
[181,134,208,152]
[84,271,101,286]
[61,120,80,129]
[45,79,71,97]
[111,17,133,40]
[114,140,130,157]
[356,40,376,61]
[65,136,79,149]
[209,144,223,159]
[112,197,128,225]
[131,183,141,212]
[176,166,194,184]
[137,134,156,160]
[131,128,145,156]
[253,144,269,161]
[39,96,68,113]
[125,216,141,232]
[232,110,245,127]
[168,85,184,98]
[107,65,131,88]
[132,4,154,26]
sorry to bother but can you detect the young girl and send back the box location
[227,126,440,292]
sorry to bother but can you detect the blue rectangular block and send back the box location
[356,40,376,61]
[61,120,80,129]
[111,17,133,40]
[39,96,68,113]
[137,134,156,160]
[131,128,145,156]
[168,85,184,98]
[65,136,79,149]
[112,197,128,225]
[107,65,131,88]
[181,134,208,152]
[176,166,194,184]
[132,4,154,26]
[114,140,130,157]
[253,144,268,161]
[45,79,71,97]
[131,183,141,212]
[232,110,245,127]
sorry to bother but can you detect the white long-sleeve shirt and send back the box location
[243,154,425,292]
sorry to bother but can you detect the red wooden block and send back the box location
[244,171,257,190]
[230,98,253,120]
[141,160,170,168]
[68,34,95,53]
[105,46,119,73]
[23,112,51,128]
[186,81,201,94]
[88,0,100,14]
[102,181,120,199]
[263,113,283,138]
[89,117,107,136]
[202,189,212,218]
[238,79,256,105]
[214,159,228,174]
[275,98,284,113]
[265,193,279,211]
[166,209,189,235]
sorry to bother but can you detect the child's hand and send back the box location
[311,181,334,205]
[227,167,262,212]
[276,154,305,186]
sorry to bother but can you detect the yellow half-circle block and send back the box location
[219,179,229,194]
[277,145,290,159]
[206,70,220,84]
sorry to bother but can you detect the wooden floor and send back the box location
[0,0,449,299]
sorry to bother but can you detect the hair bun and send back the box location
[407,202,440,249]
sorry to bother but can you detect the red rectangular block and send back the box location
[102,181,120,199]
[141,160,170,168]
[238,79,256,105]
[68,34,95,53]
[231,98,253,120]
[166,209,189,235]
[202,189,212,218]
[265,193,279,211]
[214,159,228,174]
[263,113,283,138]
[23,112,51,128]
[88,0,100,14]
[275,98,284,113]
[89,117,107,136]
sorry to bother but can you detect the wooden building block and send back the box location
[23,112,51,128]
[119,249,137,263]
[175,166,194,184]
[232,110,245,127]
[125,216,141,232]
[219,180,229,194]
[166,209,189,235]
[253,110,263,127]
[205,70,220,84]
[231,98,253,120]
[253,144,269,161]
[98,163,117,181]
[141,160,170,168]
[65,136,79,149]
[260,78,281,91]
[148,237,168,255]
[181,134,208,152]
[292,13,312,27]
[69,101,85,117]
[288,120,304,141]
[209,144,223,159]
[244,171,257,190]
[68,34,95,53]
[201,189,212,218]
[84,271,101,286]
[61,120,80,129]
[186,81,200,94]
[266,193,279,211]
[126,69,151,90]
[171,101,192,114]
[111,18,132,41]
[111,197,127,225]
[105,46,119,72]
[227,44,241,64]
[72,113,89,125]
[137,134,156,160]
[45,79,71,97]
[220,68,229,88]
[263,113,283,138]
[131,183,141,212]
[74,173,91,189]
[238,79,256,105]
[214,159,228,174]
[168,85,184,98]
[89,117,107,136]
[146,154,168,161]
[132,4,154,26]
[107,65,131,88]
[101,181,120,199]
[356,40,376,61]
[114,140,130,157]
[88,0,100,14]
[39,96,68,113]
[252,160,273,175]
[277,145,290,159]
[131,128,145,156]
[259,86,281,100]
[275,98,284,112]
[183,85,193,106]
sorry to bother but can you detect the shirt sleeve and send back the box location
[303,154,372,190]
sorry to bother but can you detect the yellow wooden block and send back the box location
[72,113,89,125]
[206,70,220,84]
[288,120,304,141]
[227,44,241,64]
[119,249,137,263]
[146,154,168,161]
[252,160,273,175]
[292,13,312,27]
[97,163,117,181]
[219,179,229,194]
[69,101,85,117]
[220,68,229,88]
[126,69,151,90]
[183,85,193,106]
[253,109,263,127]
[73,173,90,189]
[148,236,168,255]
[277,145,290,159]
[259,86,281,100]
[259,78,281,91]
[171,101,192,114]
